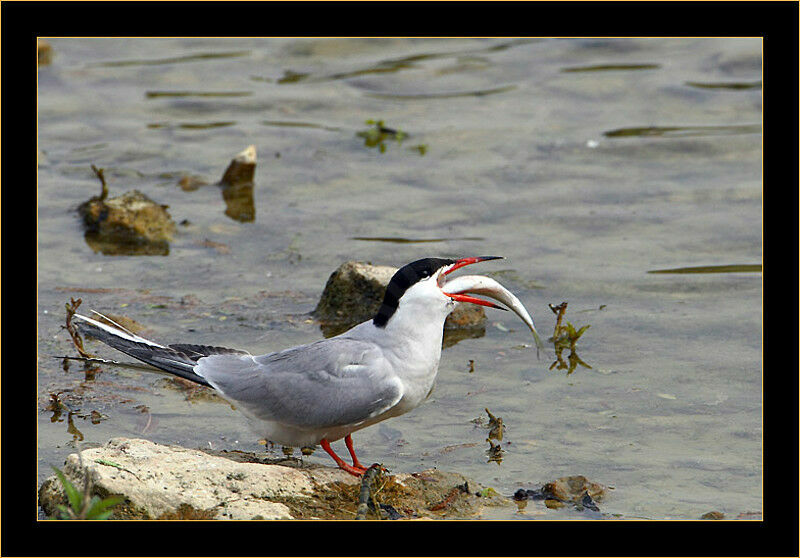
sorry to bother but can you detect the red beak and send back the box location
[442,256,507,310]
[443,256,504,275]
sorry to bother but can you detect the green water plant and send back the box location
[356,119,407,153]
[548,302,591,375]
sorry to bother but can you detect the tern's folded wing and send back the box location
[194,338,403,429]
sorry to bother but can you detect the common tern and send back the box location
[74,256,543,476]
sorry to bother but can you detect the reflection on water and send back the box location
[220,182,255,223]
[83,231,170,256]
[547,302,592,376]
[549,345,592,376]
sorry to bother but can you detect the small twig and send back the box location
[90,164,109,201]
[355,464,382,520]
[429,483,470,511]
[94,459,141,481]
[64,298,94,359]
[549,302,568,339]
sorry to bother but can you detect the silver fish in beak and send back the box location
[442,274,545,354]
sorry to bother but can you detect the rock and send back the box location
[78,189,176,255]
[218,146,256,222]
[313,261,486,335]
[513,475,608,512]
[178,175,208,191]
[38,438,512,520]
[220,145,256,185]
[38,438,349,520]
[701,511,725,520]
[38,39,53,65]
[541,475,608,504]
[314,261,396,324]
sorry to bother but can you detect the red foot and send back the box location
[344,434,367,471]
[320,438,368,476]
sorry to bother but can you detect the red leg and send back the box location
[344,434,367,471]
[320,438,367,476]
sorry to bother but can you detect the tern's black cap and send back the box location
[373,258,455,328]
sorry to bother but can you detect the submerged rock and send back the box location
[78,189,176,255]
[38,438,511,520]
[314,261,487,338]
[513,475,608,512]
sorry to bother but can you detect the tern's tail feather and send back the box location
[72,312,241,387]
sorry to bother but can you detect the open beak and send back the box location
[441,258,545,353]
[441,256,506,310]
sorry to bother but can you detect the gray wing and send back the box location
[193,337,403,429]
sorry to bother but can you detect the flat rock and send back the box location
[39,438,511,520]
[38,438,352,520]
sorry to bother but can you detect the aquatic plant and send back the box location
[356,119,407,153]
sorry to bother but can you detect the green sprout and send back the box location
[51,465,124,520]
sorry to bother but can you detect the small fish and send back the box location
[442,274,544,353]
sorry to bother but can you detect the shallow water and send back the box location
[37,37,762,520]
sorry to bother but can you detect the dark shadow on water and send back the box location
[352,237,485,244]
[261,120,342,132]
[92,51,250,68]
[648,264,762,274]
[363,85,516,100]
[684,81,761,90]
[274,38,539,86]
[147,121,236,130]
[145,91,253,98]
[562,63,660,72]
[604,124,761,138]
